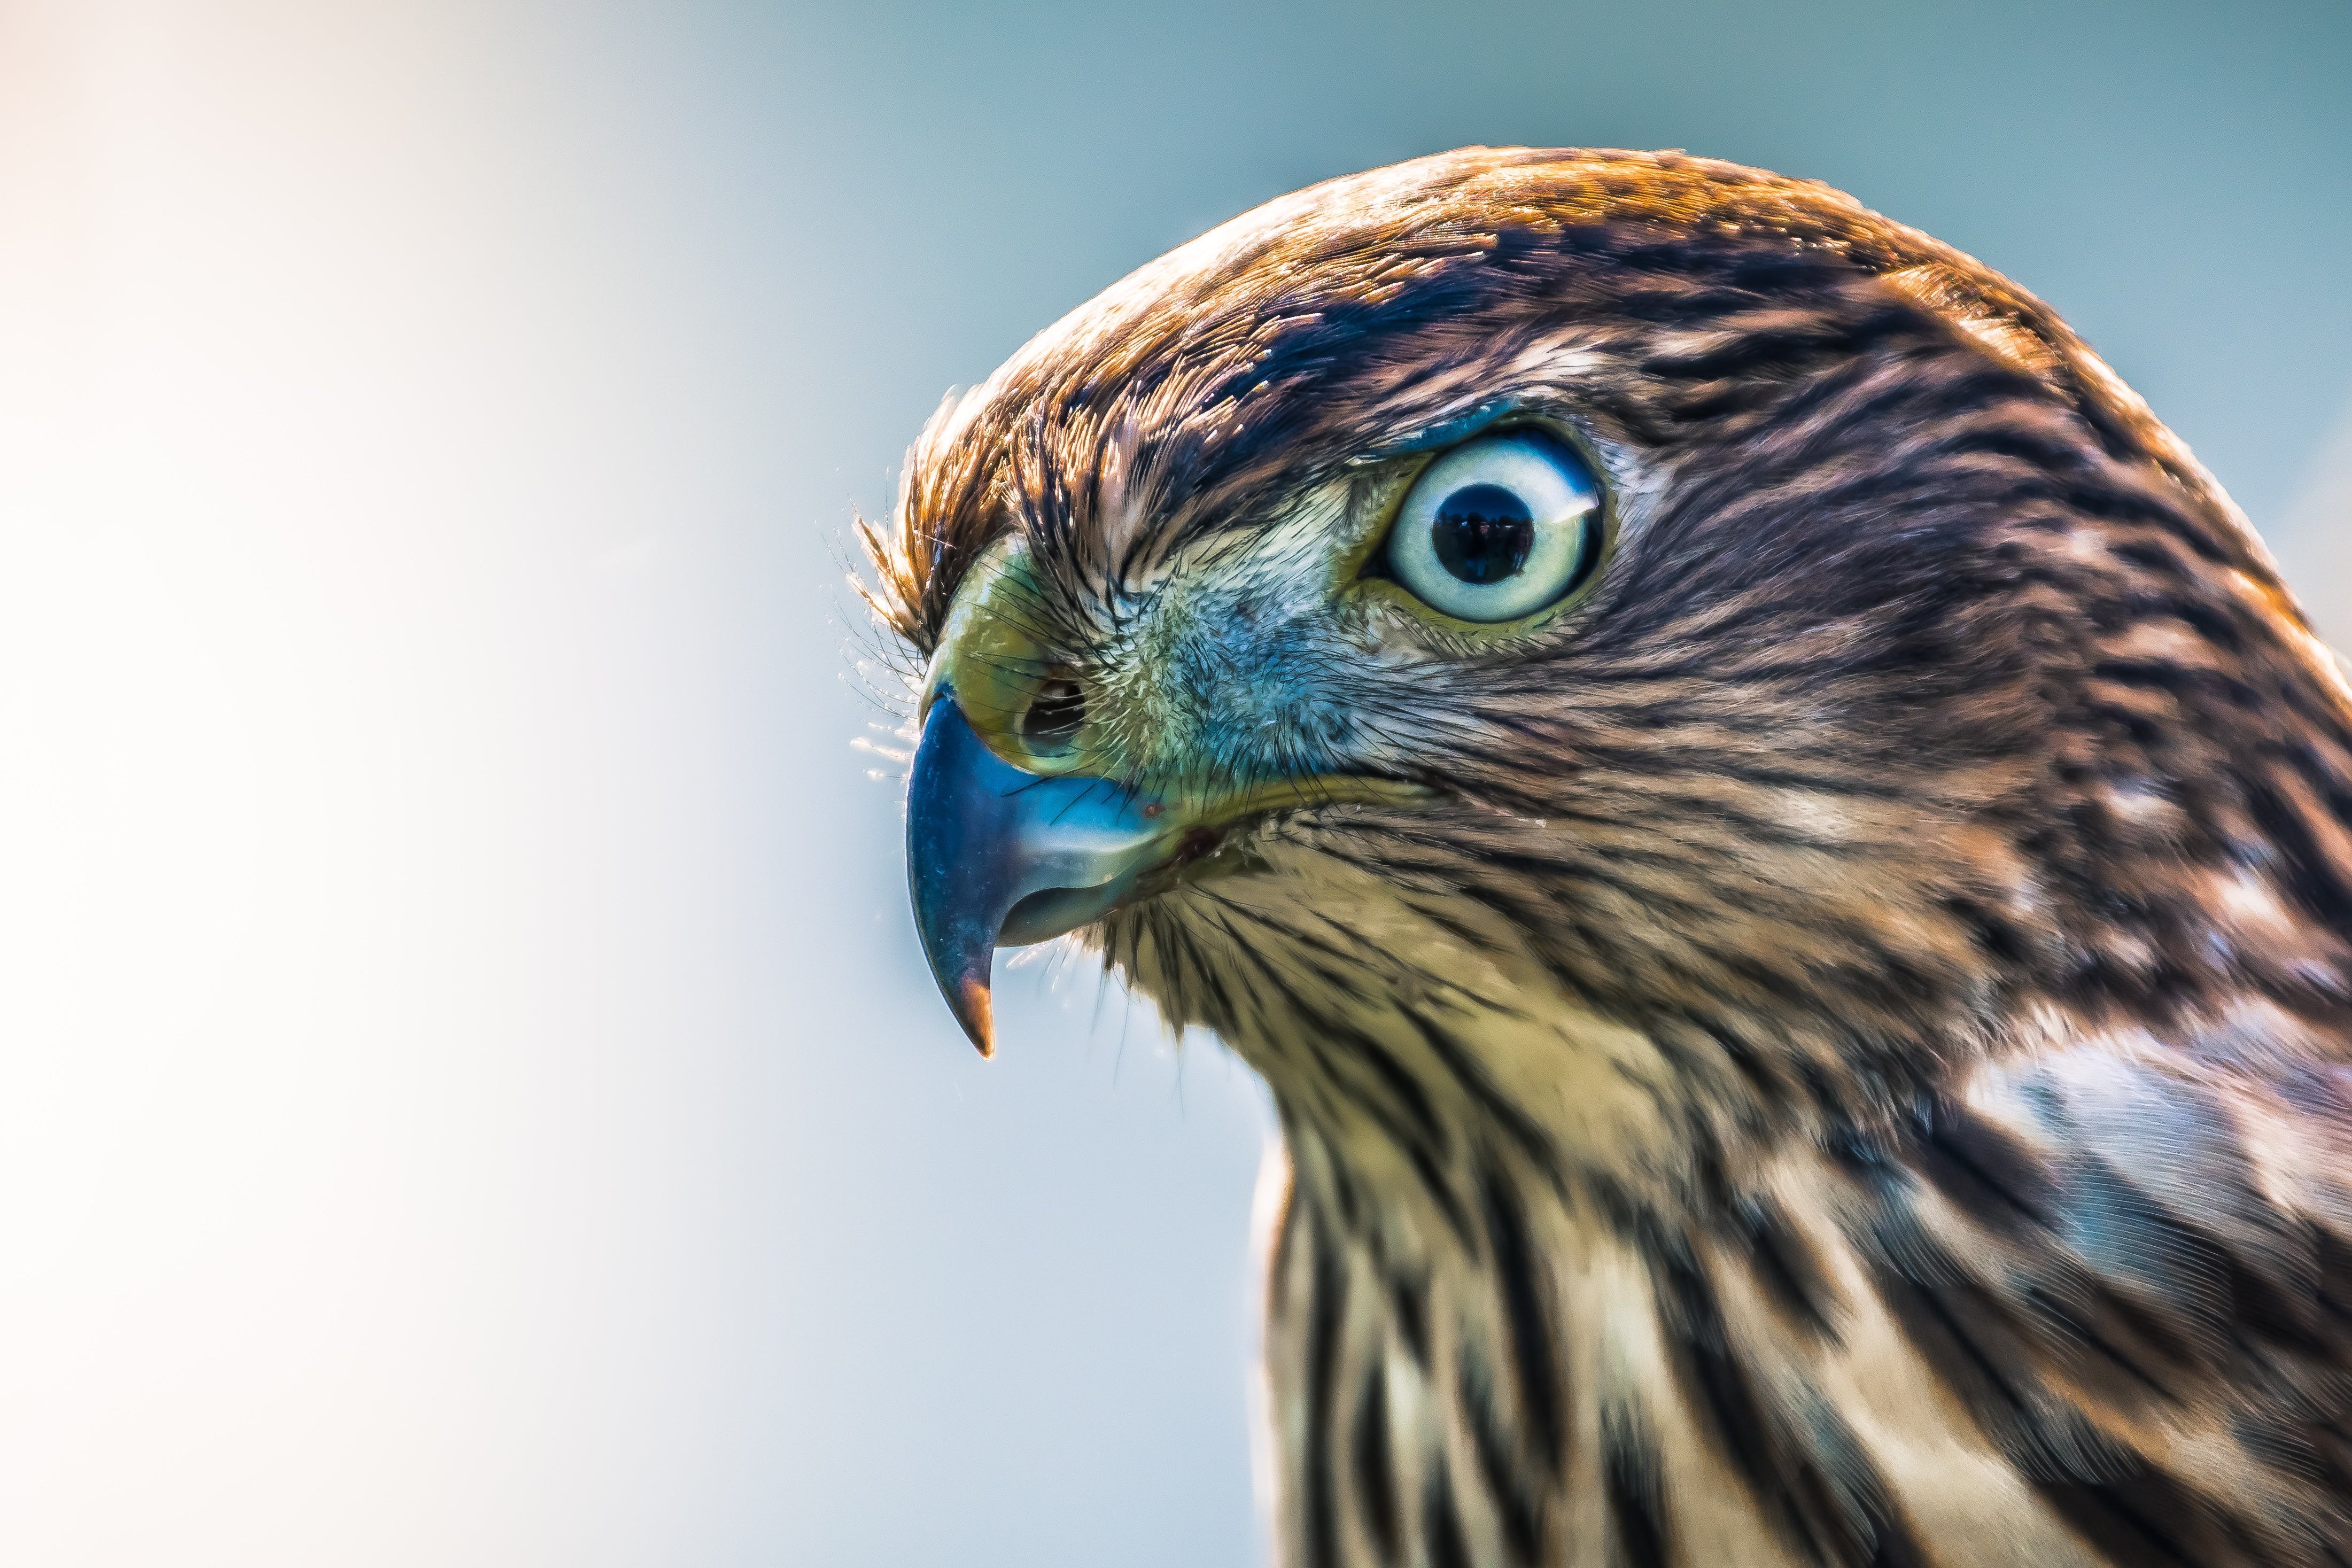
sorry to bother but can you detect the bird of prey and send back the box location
[867,148,2352,1567]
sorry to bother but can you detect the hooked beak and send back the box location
[905,696,1174,1055]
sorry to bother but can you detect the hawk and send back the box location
[866,148,2352,1567]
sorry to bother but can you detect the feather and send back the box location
[878,148,2352,1565]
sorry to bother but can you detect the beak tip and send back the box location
[956,977,996,1058]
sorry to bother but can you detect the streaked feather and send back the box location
[873,148,2352,1566]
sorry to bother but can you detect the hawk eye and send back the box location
[1382,431,1602,623]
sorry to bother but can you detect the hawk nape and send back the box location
[869,148,2352,1568]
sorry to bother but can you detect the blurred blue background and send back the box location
[0,2,2346,1564]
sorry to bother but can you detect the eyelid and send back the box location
[1350,400,1524,462]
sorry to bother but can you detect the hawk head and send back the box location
[870,144,2343,1185]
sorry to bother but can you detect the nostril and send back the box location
[1020,677,1087,751]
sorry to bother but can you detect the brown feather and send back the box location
[873,148,2352,1567]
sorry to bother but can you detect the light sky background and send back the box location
[0,2,2346,1565]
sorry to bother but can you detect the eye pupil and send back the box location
[1430,483,1534,584]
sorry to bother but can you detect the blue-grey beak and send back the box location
[905,696,1170,1054]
